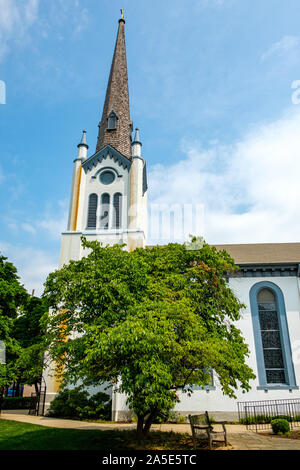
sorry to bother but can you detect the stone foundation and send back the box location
[113,409,240,423]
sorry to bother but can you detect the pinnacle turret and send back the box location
[131,128,142,157]
[76,130,88,161]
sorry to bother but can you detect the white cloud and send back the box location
[46,0,90,38]
[261,35,300,62]
[4,199,68,240]
[1,200,67,294]
[0,0,39,61]
[21,223,37,235]
[36,213,68,239]
[148,106,300,245]
[0,241,57,296]
[35,200,68,239]
[73,7,89,34]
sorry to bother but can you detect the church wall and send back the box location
[112,275,300,421]
[171,275,300,419]
[59,233,82,267]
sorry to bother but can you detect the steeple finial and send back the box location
[96,16,131,158]
[120,9,124,20]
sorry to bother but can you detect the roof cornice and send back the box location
[230,262,300,278]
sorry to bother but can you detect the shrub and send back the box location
[86,391,112,421]
[240,414,296,425]
[167,411,187,424]
[271,419,290,435]
[47,387,111,420]
[1,397,34,410]
[240,414,270,425]
[154,410,186,424]
[272,415,292,422]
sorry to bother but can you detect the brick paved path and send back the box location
[2,412,300,450]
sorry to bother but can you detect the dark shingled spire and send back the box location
[96,15,132,159]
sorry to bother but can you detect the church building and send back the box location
[45,14,300,420]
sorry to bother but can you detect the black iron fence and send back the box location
[237,398,300,432]
[37,389,46,416]
[28,393,39,415]
[28,390,46,416]
[28,377,47,416]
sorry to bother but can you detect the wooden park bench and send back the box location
[188,412,228,449]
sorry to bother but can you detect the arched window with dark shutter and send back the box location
[100,193,110,229]
[112,193,122,229]
[87,193,98,229]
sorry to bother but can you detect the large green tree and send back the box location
[0,254,47,404]
[13,296,48,395]
[43,237,255,438]
[0,254,28,403]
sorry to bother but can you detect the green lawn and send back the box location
[0,419,194,450]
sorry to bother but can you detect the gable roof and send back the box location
[82,144,132,174]
[213,243,300,264]
[145,242,300,264]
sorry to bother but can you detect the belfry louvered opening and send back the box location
[87,193,98,229]
[100,193,110,229]
[112,193,122,229]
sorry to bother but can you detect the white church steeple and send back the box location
[59,14,148,268]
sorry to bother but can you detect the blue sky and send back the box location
[1,0,300,294]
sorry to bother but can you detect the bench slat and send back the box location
[188,412,228,450]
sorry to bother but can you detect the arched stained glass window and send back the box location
[112,193,122,229]
[100,193,110,229]
[87,193,97,229]
[257,288,286,384]
[249,281,298,390]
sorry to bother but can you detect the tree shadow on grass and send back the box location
[0,421,195,451]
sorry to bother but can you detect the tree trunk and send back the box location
[0,386,4,414]
[15,382,20,397]
[136,415,145,440]
[136,409,158,439]
[34,382,39,396]
[143,409,158,438]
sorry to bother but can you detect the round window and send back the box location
[100,170,115,185]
